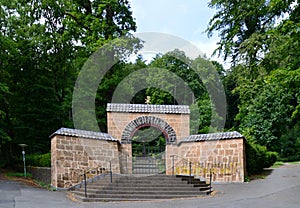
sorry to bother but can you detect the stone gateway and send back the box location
[51,103,246,189]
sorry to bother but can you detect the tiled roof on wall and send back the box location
[107,103,190,114]
[180,131,244,144]
[50,128,119,142]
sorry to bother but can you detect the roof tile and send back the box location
[180,131,244,144]
[50,128,119,142]
[107,103,190,114]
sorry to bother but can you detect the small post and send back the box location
[125,155,128,174]
[189,161,192,184]
[109,161,112,183]
[209,169,213,195]
[83,173,87,198]
[170,155,175,176]
[148,157,151,174]
[18,144,27,178]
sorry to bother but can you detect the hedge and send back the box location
[26,152,51,167]
[246,142,277,175]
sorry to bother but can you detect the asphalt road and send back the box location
[1,163,300,208]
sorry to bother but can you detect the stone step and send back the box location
[71,189,204,196]
[74,195,206,202]
[70,174,212,202]
[90,176,189,183]
[77,186,204,192]
[72,196,158,202]
[72,192,208,200]
[176,175,208,184]
[86,183,195,188]
[90,178,191,184]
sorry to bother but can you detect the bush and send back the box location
[246,142,277,175]
[26,153,51,167]
[278,155,300,162]
[264,151,278,167]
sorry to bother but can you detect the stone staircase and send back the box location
[69,174,212,202]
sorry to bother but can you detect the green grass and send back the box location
[33,179,55,191]
[5,172,32,178]
[271,161,284,168]
[5,172,55,190]
[287,161,300,164]
[271,160,300,168]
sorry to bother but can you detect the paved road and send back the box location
[1,163,300,208]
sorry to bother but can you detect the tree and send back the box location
[207,0,300,161]
[207,0,296,68]
[0,0,138,165]
[0,82,12,165]
[145,50,225,133]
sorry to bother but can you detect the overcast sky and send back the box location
[129,0,226,65]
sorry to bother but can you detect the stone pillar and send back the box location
[165,144,179,175]
[119,143,132,174]
[51,136,58,188]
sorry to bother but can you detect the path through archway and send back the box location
[106,103,191,174]
[131,126,166,174]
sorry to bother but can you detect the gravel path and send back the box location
[1,163,300,208]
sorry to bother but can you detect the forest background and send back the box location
[0,0,299,174]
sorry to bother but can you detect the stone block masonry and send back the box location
[50,128,120,189]
[51,104,246,188]
[107,104,190,144]
[173,134,246,183]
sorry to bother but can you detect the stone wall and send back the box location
[169,138,245,183]
[27,166,51,185]
[14,166,51,185]
[107,112,190,144]
[51,135,120,189]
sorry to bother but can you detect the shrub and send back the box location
[246,142,277,175]
[264,151,278,168]
[26,153,51,167]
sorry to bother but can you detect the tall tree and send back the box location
[207,0,295,69]
[0,0,137,163]
[207,0,300,159]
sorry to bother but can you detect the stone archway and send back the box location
[106,103,190,174]
[121,116,176,144]
[107,103,190,144]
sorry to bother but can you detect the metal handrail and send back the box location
[171,155,214,194]
[170,155,195,184]
[79,166,108,177]
[79,162,113,198]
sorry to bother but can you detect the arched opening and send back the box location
[121,116,177,144]
[131,125,166,174]
[132,126,166,157]
[120,115,177,174]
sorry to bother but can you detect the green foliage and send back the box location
[0,0,137,161]
[26,153,51,167]
[238,81,293,150]
[208,0,300,162]
[6,172,33,178]
[264,151,278,168]
[271,161,284,168]
[207,0,294,67]
[279,124,300,161]
[146,50,225,133]
[246,141,278,175]
[132,126,166,157]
